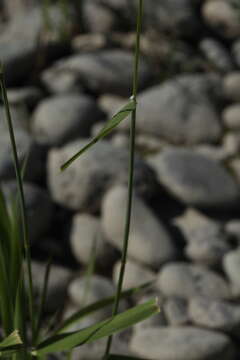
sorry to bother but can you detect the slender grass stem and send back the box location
[103,1,144,358]
[0,66,35,344]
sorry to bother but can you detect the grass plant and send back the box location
[0,0,159,359]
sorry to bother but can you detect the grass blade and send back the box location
[32,299,159,356]
[0,64,35,340]
[61,99,136,171]
[55,282,152,334]
[104,0,144,357]
[34,259,52,345]
[0,330,22,349]
[108,356,150,360]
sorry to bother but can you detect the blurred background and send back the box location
[1,0,240,359]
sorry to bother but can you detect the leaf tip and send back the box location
[10,330,23,345]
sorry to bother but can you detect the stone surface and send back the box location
[47,139,156,211]
[42,50,152,96]
[223,105,240,130]
[0,7,41,85]
[225,220,240,242]
[223,249,240,293]
[157,262,231,299]
[149,148,240,209]
[223,132,240,156]
[32,94,104,146]
[7,86,43,108]
[70,214,115,266]
[200,38,233,72]
[2,181,53,243]
[113,259,156,289]
[202,0,240,39]
[164,297,189,326]
[223,72,240,102]
[232,40,240,68]
[189,296,240,332]
[130,327,235,360]
[82,0,118,33]
[143,0,199,36]
[0,129,44,182]
[135,74,222,145]
[102,185,176,267]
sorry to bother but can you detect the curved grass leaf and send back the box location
[61,99,136,171]
[55,282,152,334]
[32,298,159,356]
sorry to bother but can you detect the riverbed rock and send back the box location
[130,326,235,360]
[157,262,231,299]
[41,50,152,96]
[32,94,104,146]
[102,185,176,267]
[149,148,240,209]
[135,74,222,145]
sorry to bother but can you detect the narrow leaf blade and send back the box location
[0,330,22,349]
[55,282,152,334]
[108,355,150,360]
[61,100,135,171]
[33,298,159,356]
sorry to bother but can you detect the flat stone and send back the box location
[223,72,240,102]
[70,214,115,266]
[149,148,240,209]
[42,50,152,96]
[202,0,240,39]
[223,248,240,292]
[102,185,176,267]
[164,297,189,326]
[189,296,240,332]
[157,262,231,299]
[130,327,235,360]
[47,139,156,211]
[222,104,240,130]
[32,94,104,146]
[135,74,222,145]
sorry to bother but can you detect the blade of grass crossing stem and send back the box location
[108,355,150,360]
[55,282,152,334]
[104,0,144,358]
[0,239,13,335]
[61,100,136,171]
[32,299,159,356]
[34,259,52,345]
[81,236,97,307]
[9,195,24,299]
[0,64,35,340]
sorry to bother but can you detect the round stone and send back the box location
[149,148,240,209]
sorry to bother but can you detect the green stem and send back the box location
[0,66,35,345]
[103,1,144,358]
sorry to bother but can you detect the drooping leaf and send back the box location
[55,282,152,334]
[61,99,136,171]
[33,298,159,356]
